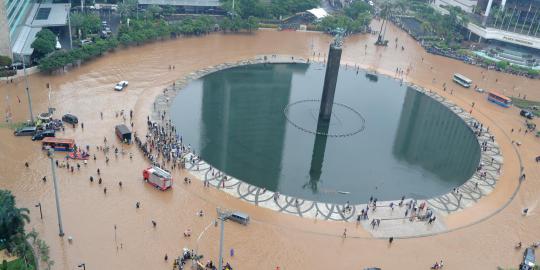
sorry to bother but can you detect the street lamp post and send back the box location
[20,30,34,124]
[67,4,73,49]
[216,208,232,270]
[48,149,65,237]
[35,203,43,220]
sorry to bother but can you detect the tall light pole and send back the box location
[67,4,73,49]
[216,208,231,270]
[48,149,65,237]
[20,25,35,124]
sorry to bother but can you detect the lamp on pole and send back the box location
[78,263,86,270]
[19,25,35,124]
[67,4,73,49]
[34,203,43,220]
[48,148,65,237]
[216,208,232,270]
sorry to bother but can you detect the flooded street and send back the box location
[1,22,540,269]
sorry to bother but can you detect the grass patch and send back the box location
[511,98,540,117]
[2,257,35,270]
[0,122,27,130]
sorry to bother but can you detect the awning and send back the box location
[11,26,41,58]
[306,8,329,19]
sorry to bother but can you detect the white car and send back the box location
[114,81,129,91]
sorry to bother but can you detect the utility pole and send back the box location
[20,37,34,124]
[67,4,73,49]
[216,208,231,270]
[48,149,65,237]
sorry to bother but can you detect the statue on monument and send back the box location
[331,28,346,49]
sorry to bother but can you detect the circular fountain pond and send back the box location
[170,63,481,204]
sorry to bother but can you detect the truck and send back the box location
[143,166,173,191]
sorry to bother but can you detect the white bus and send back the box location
[453,73,472,88]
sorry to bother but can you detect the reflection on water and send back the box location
[393,88,481,184]
[170,63,481,203]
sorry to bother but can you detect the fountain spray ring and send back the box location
[283,99,366,137]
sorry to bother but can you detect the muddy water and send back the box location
[0,22,539,270]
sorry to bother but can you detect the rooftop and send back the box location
[306,8,329,19]
[26,3,70,27]
[138,0,221,7]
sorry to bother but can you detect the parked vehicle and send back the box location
[227,211,250,225]
[114,81,128,91]
[31,130,55,141]
[62,114,79,124]
[14,126,37,136]
[115,124,132,143]
[142,166,173,190]
[520,247,536,270]
[81,39,93,46]
[521,109,534,119]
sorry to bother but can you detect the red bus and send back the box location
[487,91,512,108]
[42,138,75,152]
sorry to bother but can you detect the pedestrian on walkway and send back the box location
[342,228,347,238]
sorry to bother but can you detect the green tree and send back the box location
[344,1,372,19]
[0,190,30,246]
[118,0,137,19]
[246,16,259,32]
[31,29,56,58]
[119,33,133,46]
[145,5,163,19]
[0,55,12,67]
[70,13,101,38]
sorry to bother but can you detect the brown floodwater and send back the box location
[1,21,540,270]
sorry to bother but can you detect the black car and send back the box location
[62,114,79,124]
[31,130,55,141]
[14,126,37,136]
[520,247,536,270]
[520,109,534,119]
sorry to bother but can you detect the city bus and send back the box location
[42,138,76,152]
[453,73,472,88]
[487,91,512,108]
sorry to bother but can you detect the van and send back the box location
[14,126,37,136]
[32,130,55,141]
[228,211,250,225]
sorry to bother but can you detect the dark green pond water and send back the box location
[170,63,481,203]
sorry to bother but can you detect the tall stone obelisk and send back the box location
[318,33,343,121]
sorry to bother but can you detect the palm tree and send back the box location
[117,0,138,19]
[0,190,30,245]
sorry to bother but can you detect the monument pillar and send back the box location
[319,40,342,121]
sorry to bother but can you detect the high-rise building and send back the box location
[0,0,35,57]
[0,1,70,62]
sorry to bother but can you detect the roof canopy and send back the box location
[306,8,329,19]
